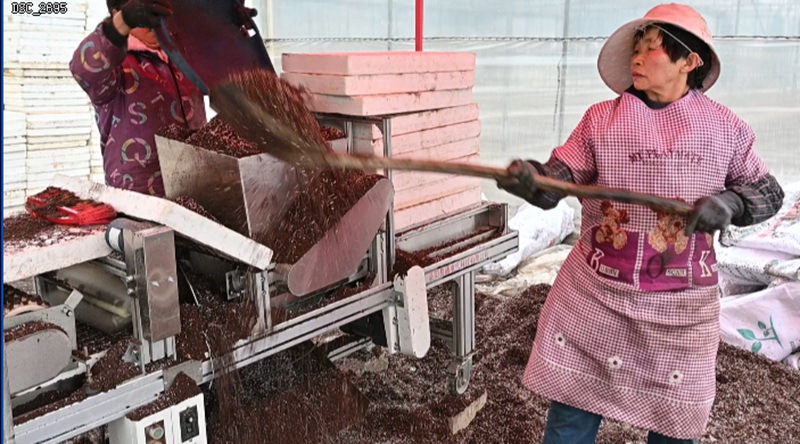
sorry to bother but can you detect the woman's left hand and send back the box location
[685,191,744,235]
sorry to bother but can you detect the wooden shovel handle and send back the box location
[209,82,693,216]
[324,154,694,216]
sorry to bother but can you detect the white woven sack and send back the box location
[720,281,800,362]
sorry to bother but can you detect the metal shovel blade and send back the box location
[155,0,275,94]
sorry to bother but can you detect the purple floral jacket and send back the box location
[70,22,206,196]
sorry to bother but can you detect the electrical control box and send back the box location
[108,394,206,444]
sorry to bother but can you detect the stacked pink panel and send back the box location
[282,52,483,231]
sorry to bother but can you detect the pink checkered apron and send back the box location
[521,90,768,439]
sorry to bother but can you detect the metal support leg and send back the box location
[4,349,15,444]
[371,233,388,285]
[449,271,476,395]
[451,272,475,358]
[382,118,395,275]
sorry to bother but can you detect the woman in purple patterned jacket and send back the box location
[497,4,784,444]
[70,0,206,196]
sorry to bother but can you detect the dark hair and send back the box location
[634,23,713,90]
[107,0,126,14]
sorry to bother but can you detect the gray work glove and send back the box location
[120,0,173,29]
[496,159,542,203]
[685,190,745,235]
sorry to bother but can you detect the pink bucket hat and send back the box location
[597,3,720,94]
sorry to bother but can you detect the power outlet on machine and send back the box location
[171,394,207,444]
[179,405,199,441]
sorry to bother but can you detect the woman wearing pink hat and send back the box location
[497,3,784,443]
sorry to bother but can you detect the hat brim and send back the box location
[597,18,721,94]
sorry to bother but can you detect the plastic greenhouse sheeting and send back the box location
[252,0,800,196]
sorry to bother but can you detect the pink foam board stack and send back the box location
[281,51,483,230]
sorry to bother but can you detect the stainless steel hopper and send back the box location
[158,136,393,296]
